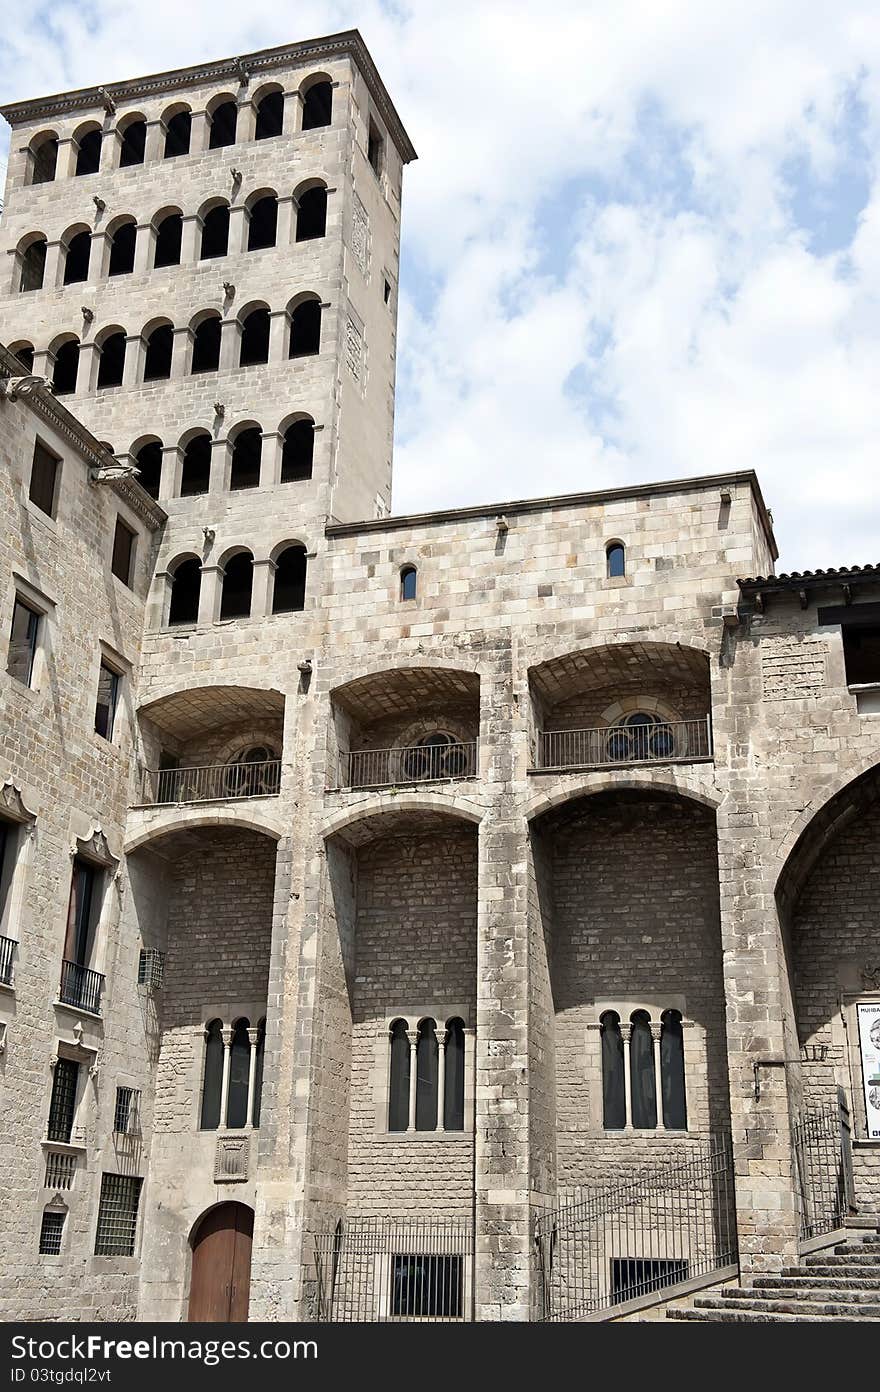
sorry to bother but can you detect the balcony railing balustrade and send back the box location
[342,740,478,790]
[139,759,281,806]
[536,717,712,771]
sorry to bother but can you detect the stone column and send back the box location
[77,341,99,395]
[86,232,103,283]
[134,222,153,274]
[247,1027,261,1125]
[190,111,210,154]
[144,119,165,164]
[251,560,275,619]
[261,431,284,487]
[43,240,64,290]
[435,1027,447,1132]
[406,1029,419,1132]
[170,327,192,380]
[219,1026,234,1127]
[99,127,119,173]
[268,311,289,364]
[219,318,239,373]
[282,90,303,135]
[209,438,230,495]
[651,1020,662,1127]
[276,195,295,248]
[621,1021,633,1130]
[159,445,181,501]
[56,137,76,180]
[181,214,201,265]
[228,204,248,256]
[198,565,222,626]
[122,334,141,388]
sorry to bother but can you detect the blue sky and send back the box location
[2,1,879,569]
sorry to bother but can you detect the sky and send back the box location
[1,1,879,570]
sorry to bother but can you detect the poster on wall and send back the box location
[857,1001,880,1140]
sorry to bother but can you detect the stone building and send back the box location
[0,29,878,1324]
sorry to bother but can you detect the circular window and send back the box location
[606,712,675,762]
[224,744,280,796]
[402,732,472,781]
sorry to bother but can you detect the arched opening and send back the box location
[62,228,91,285]
[29,133,58,185]
[388,1019,410,1132]
[163,108,191,158]
[400,565,417,601]
[179,434,211,496]
[118,117,146,167]
[188,1203,253,1322]
[51,339,80,395]
[281,418,314,481]
[600,1011,626,1130]
[271,545,307,614]
[629,1010,657,1129]
[168,556,201,625]
[18,236,47,292]
[74,126,102,176]
[200,1019,223,1128]
[246,194,277,252]
[108,221,136,276]
[255,89,283,140]
[230,427,262,490]
[208,99,237,149]
[134,440,163,499]
[288,298,321,357]
[301,79,332,130]
[226,1019,251,1128]
[220,552,254,620]
[660,1008,687,1130]
[295,185,327,241]
[143,323,173,381]
[239,307,270,367]
[415,1018,439,1130]
[154,211,183,267]
[9,342,35,373]
[96,330,127,388]
[444,1018,466,1130]
[199,204,229,260]
[191,314,221,373]
[606,541,626,578]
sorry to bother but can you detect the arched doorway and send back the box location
[189,1203,254,1322]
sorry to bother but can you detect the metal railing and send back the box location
[793,1091,855,1242]
[0,934,15,986]
[342,741,478,790]
[535,1135,737,1321]
[312,1215,474,1321]
[59,959,104,1016]
[44,1150,77,1190]
[139,759,281,805]
[537,717,712,771]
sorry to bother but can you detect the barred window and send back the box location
[39,1210,65,1255]
[94,1173,142,1256]
[47,1058,79,1143]
[113,1086,140,1135]
[391,1253,462,1318]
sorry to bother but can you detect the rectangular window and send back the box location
[94,660,120,740]
[0,816,18,946]
[113,1086,140,1135]
[610,1257,689,1305]
[391,1254,463,1318]
[63,857,99,968]
[29,441,60,517]
[111,518,136,586]
[843,625,880,686]
[47,1058,80,1143]
[367,120,384,175]
[39,1211,65,1255]
[94,1173,142,1256]
[7,596,40,686]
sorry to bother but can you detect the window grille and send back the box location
[39,1210,65,1255]
[47,1059,79,1143]
[44,1151,76,1190]
[137,948,165,990]
[113,1086,140,1135]
[94,1173,142,1256]
[391,1253,463,1318]
[611,1257,690,1305]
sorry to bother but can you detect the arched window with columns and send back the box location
[387,1015,469,1133]
[200,1019,223,1129]
[388,1019,411,1132]
[629,1010,657,1129]
[600,1010,626,1130]
[200,1016,266,1130]
[660,1009,687,1130]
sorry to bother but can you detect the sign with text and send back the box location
[857,1001,880,1140]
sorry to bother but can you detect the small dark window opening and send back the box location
[392,1255,462,1319]
[289,299,321,357]
[47,1058,80,1143]
[94,660,120,740]
[12,344,35,372]
[19,239,46,292]
[600,1011,626,1130]
[200,1019,223,1129]
[39,1211,65,1255]
[119,120,146,167]
[611,1257,689,1306]
[97,333,126,388]
[180,436,211,495]
[388,1020,410,1132]
[400,566,417,602]
[240,308,270,366]
[8,597,40,687]
[660,1009,687,1130]
[226,1019,251,1128]
[63,231,91,285]
[75,129,102,176]
[108,223,136,276]
[272,546,307,614]
[295,186,327,241]
[52,341,79,395]
[191,317,221,373]
[302,81,332,130]
[31,138,58,185]
[163,111,191,158]
[444,1018,465,1130]
[230,428,262,490]
[168,559,201,625]
[220,553,254,620]
[843,625,880,685]
[135,442,162,499]
[281,420,314,482]
[111,517,136,585]
[415,1018,438,1131]
[143,325,173,381]
[255,91,283,140]
[208,100,237,149]
[606,542,626,578]
[367,119,384,175]
[200,205,229,259]
[29,441,60,516]
[629,1011,657,1129]
[247,196,277,252]
[384,278,392,305]
[154,213,182,267]
[64,857,99,970]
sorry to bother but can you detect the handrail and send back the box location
[139,758,281,805]
[537,716,712,770]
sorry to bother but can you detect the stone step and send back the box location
[756,1274,880,1292]
[804,1252,880,1268]
[692,1295,880,1318]
[668,1307,877,1323]
[831,1243,880,1257]
[722,1286,880,1306]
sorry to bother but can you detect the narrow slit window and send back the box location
[400,566,417,601]
[111,518,136,586]
[29,441,60,516]
[606,542,626,578]
[94,660,121,740]
[7,597,40,687]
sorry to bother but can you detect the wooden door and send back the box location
[188,1203,254,1322]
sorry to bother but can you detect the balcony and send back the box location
[535,717,713,772]
[139,758,281,806]
[0,934,15,987]
[342,739,478,790]
[59,959,104,1016]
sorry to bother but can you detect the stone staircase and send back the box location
[667,1231,880,1322]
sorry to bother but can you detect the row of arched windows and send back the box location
[126,420,314,501]
[200,1017,266,1130]
[24,76,332,187]
[167,544,308,626]
[15,183,327,292]
[600,1009,687,1131]
[388,1017,466,1133]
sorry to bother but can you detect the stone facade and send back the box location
[1,29,878,1326]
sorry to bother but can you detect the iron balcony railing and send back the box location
[0,934,15,987]
[343,740,478,790]
[537,717,712,771]
[535,1134,738,1321]
[59,959,104,1016]
[793,1090,855,1242]
[312,1215,474,1322]
[139,759,281,806]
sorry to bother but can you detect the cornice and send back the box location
[0,29,417,164]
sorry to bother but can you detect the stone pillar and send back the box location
[220,1026,234,1127]
[32,348,52,380]
[159,445,181,501]
[406,1029,419,1132]
[276,196,295,248]
[228,204,249,256]
[262,431,284,487]
[251,559,275,619]
[190,110,210,154]
[247,1027,261,1125]
[198,565,222,626]
[622,1021,633,1129]
[219,318,240,373]
[56,137,76,180]
[237,100,257,144]
[435,1027,447,1132]
[283,90,303,135]
[43,240,64,290]
[122,335,141,389]
[209,438,230,495]
[170,327,192,380]
[92,231,112,281]
[144,119,164,164]
[134,222,153,274]
[99,127,119,173]
[77,341,99,395]
[181,214,201,265]
[268,310,289,364]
